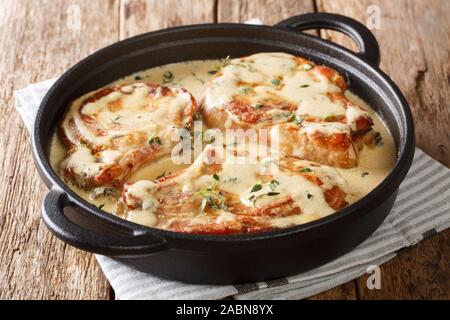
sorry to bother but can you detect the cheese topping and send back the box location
[58,83,196,188]
[49,56,397,233]
[201,53,349,125]
[296,95,346,118]
[62,84,193,148]
[302,121,351,135]
[120,144,348,228]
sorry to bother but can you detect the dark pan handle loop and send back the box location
[42,189,167,256]
[275,13,380,67]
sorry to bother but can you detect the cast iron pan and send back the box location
[33,13,415,284]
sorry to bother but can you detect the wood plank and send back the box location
[119,0,216,39]
[0,0,120,299]
[316,0,450,166]
[217,0,315,25]
[217,0,358,300]
[316,0,450,299]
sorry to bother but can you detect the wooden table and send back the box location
[0,0,448,300]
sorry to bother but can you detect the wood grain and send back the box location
[316,0,450,299]
[316,0,450,167]
[119,0,215,39]
[0,0,119,299]
[217,0,314,25]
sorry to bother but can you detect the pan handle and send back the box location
[42,188,168,256]
[275,13,380,67]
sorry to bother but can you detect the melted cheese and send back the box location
[297,95,346,117]
[201,53,345,123]
[49,57,397,231]
[62,147,105,177]
[62,84,192,148]
[123,144,346,225]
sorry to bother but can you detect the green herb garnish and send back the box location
[213,55,231,71]
[98,204,105,210]
[162,71,174,83]
[249,190,281,206]
[269,179,280,190]
[300,84,310,88]
[294,116,304,125]
[287,112,296,122]
[361,172,370,178]
[375,133,383,145]
[134,75,142,81]
[196,187,228,212]
[111,115,121,124]
[213,173,220,181]
[287,112,304,125]
[307,193,314,199]
[299,168,312,173]
[254,103,263,109]
[148,136,162,145]
[238,63,256,72]
[203,136,216,144]
[250,184,263,193]
[271,79,281,86]
[241,87,254,94]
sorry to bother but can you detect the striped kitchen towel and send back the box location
[15,79,450,300]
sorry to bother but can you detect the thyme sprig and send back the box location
[196,186,228,212]
[212,55,231,72]
[162,71,174,84]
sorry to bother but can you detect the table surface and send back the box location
[0,0,448,300]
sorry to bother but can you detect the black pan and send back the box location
[33,13,415,284]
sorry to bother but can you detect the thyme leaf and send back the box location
[223,177,238,184]
[148,136,162,145]
[162,71,174,83]
[250,184,262,193]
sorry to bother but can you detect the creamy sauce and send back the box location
[49,57,397,227]
[338,92,396,203]
[201,52,372,133]
[203,53,342,111]
[121,144,348,228]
